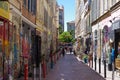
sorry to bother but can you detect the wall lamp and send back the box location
[109,16,120,23]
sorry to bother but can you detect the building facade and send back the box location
[75,0,120,75]
[0,0,59,79]
[67,21,75,38]
[0,1,12,79]
[75,0,92,56]
[90,0,120,77]
[59,5,64,31]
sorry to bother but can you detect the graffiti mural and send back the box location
[103,25,109,42]
[0,20,3,79]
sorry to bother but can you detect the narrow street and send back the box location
[46,53,105,80]
[1,0,120,80]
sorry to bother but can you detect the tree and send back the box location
[58,31,73,43]
[68,30,75,38]
[59,25,64,34]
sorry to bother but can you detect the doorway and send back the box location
[115,29,120,58]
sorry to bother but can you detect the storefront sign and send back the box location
[0,2,9,19]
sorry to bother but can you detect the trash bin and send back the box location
[84,58,88,63]
[108,63,112,71]
[83,55,88,63]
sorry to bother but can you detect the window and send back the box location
[59,15,62,19]
[104,0,108,11]
[23,0,36,15]
[28,0,32,12]
[31,0,36,14]
[44,8,48,26]
[100,0,103,15]
[107,0,111,9]
[59,22,62,25]
[84,0,87,3]
[23,0,27,7]
[112,0,116,5]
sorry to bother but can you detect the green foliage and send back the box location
[68,30,75,38]
[58,31,73,43]
[69,30,74,35]
[71,38,76,43]
[59,25,64,34]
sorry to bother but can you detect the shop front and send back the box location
[111,8,120,58]
[115,28,120,57]
[0,17,13,80]
[10,9,22,79]
[0,1,14,80]
[92,24,99,61]
[110,20,120,59]
[20,21,34,79]
[35,29,41,79]
[19,20,42,80]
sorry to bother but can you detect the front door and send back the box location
[115,29,120,58]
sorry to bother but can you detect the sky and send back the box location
[57,0,75,31]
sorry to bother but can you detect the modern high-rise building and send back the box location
[67,21,75,38]
[59,5,64,31]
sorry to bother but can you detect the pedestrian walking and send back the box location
[83,54,88,64]
[88,51,93,67]
[62,48,65,57]
[88,48,93,67]
[70,47,72,54]
[110,42,115,80]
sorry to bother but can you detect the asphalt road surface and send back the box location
[46,54,105,80]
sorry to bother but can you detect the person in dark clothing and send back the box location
[62,48,65,57]
[70,47,72,54]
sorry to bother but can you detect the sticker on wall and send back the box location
[103,25,108,42]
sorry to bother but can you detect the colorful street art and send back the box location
[22,36,29,58]
[0,18,18,79]
[103,25,109,43]
[0,23,3,79]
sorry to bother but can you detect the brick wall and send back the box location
[22,6,36,24]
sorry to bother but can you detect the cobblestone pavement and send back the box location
[45,54,105,80]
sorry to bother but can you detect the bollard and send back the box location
[54,54,56,64]
[24,59,28,80]
[99,58,101,73]
[104,60,106,78]
[50,55,54,69]
[42,60,46,78]
[33,64,36,80]
[94,56,97,71]
[39,63,42,80]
